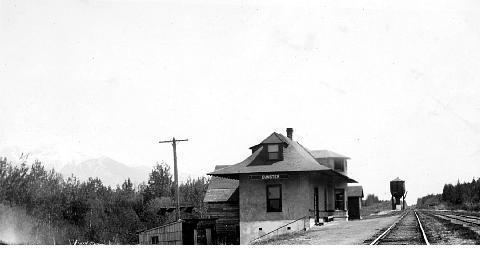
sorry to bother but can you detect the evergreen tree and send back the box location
[0,157,209,244]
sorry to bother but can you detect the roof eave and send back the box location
[314,156,351,159]
[208,172,240,180]
[209,169,358,184]
[249,144,260,150]
[328,169,358,183]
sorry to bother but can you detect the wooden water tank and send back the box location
[390,178,405,198]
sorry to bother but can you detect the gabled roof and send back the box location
[347,186,364,198]
[310,150,350,159]
[249,132,289,149]
[204,165,239,203]
[391,177,404,182]
[209,133,338,178]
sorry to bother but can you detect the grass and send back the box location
[424,212,480,244]
[361,201,392,218]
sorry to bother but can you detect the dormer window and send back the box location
[333,159,345,172]
[267,144,280,160]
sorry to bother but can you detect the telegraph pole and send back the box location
[159,137,188,221]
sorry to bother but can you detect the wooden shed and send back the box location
[346,186,364,220]
[138,218,217,245]
[203,165,240,245]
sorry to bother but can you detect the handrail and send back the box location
[250,215,310,244]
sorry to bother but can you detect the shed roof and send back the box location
[347,186,364,198]
[204,165,239,203]
[208,132,357,183]
[310,150,350,159]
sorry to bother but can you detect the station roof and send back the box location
[208,132,357,183]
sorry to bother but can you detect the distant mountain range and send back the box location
[0,146,151,187]
[60,157,150,187]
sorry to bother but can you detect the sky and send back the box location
[1,0,480,201]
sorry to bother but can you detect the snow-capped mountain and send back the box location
[0,146,150,187]
[0,145,94,170]
[61,157,150,187]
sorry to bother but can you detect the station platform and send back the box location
[256,213,401,245]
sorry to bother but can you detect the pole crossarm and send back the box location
[158,139,188,143]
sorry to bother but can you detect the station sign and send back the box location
[249,174,289,180]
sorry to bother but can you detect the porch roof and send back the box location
[204,165,239,202]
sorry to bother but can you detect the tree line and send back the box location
[0,157,209,244]
[362,194,383,206]
[417,177,480,210]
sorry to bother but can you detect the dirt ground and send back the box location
[417,211,480,245]
[256,213,401,245]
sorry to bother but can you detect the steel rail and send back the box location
[451,214,480,221]
[369,211,409,245]
[439,214,480,227]
[414,210,430,245]
[434,210,480,221]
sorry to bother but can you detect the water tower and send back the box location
[390,177,406,210]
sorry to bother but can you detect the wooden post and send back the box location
[159,137,188,221]
[402,191,408,210]
[172,138,179,221]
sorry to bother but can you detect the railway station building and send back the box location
[208,128,360,244]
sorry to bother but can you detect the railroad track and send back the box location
[430,212,480,228]
[370,210,429,245]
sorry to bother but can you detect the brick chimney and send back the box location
[286,128,293,140]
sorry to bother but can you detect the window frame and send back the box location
[267,144,281,161]
[266,184,282,212]
[333,159,345,172]
[334,189,345,211]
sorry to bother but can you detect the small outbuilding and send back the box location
[203,165,240,244]
[346,186,364,220]
[138,218,217,245]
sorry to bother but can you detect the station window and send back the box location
[333,159,345,172]
[267,184,282,212]
[335,189,345,211]
[151,236,159,245]
[267,144,280,160]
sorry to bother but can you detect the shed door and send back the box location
[347,197,360,220]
